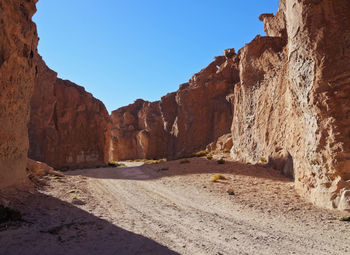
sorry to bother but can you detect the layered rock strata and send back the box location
[110,54,239,160]
[28,56,110,169]
[0,0,38,189]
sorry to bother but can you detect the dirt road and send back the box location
[1,158,350,254]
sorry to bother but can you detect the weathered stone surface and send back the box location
[110,99,167,161]
[230,0,350,210]
[206,133,233,152]
[26,158,55,177]
[110,54,238,161]
[28,56,111,169]
[0,0,38,189]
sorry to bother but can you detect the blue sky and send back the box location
[34,0,279,113]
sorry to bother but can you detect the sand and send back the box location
[1,156,349,254]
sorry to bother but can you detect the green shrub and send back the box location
[108,161,126,167]
[194,150,209,157]
[206,154,213,160]
[260,157,268,163]
[144,158,167,164]
[210,174,227,182]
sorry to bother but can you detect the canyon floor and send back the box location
[1,156,350,255]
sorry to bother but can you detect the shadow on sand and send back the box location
[0,191,179,255]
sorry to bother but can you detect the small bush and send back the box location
[180,159,190,164]
[217,158,225,164]
[210,174,227,182]
[260,157,268,163]
[108,161,126,167]
[206,154,213,160]
[194,150,209,157]
[223,148,231,153]
[144,158,167,164]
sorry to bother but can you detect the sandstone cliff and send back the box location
[110,53,238,161]
[28,56,111,169]
[231,0,350,211]
[0,0,38,189]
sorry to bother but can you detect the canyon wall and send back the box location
[110,52,238,161]
[0,0,38,189]
[111,0,350,210]
[231,0,350,210]
[28,56,111,169]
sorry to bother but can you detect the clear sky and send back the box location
[34,0,279,113]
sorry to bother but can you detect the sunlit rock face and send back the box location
[110,54,238,161]
[111,0,350,211]
[28,56,111,169]
[0,0,38,189]
[230,0,350,211]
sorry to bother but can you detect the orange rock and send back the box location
[0,0,38,189]
[110,53,239,161]
[28,56,111,169]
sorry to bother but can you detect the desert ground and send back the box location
[1,156,349,255]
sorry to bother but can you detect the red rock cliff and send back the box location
[28,56,111,169]
[110,53,238,161]
[0,0,38,189]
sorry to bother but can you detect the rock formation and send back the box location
[110,54,238,161]
[230,0,350,210]
[111,0,350,211]
[0,0,38,189]
[0,0,349,212]
[28,56,111,169]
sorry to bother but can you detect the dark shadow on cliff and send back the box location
[66,157,292,183]
[0,191,179,255]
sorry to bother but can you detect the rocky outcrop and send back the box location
[230,0,350,211]
[110,54,238,161]
[28,56,110,169]
[110,99,167,160]
[0,0,38,189]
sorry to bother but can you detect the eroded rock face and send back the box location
[231,0,350,210]
[28,56,111,169]
[0,0,38,189]
[110,99,167,160]
[110,54,238,161]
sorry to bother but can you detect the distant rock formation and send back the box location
[110,53,238,161]
[28,56,111,169]
[0,0,38,189]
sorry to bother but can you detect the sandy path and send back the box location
[1,158,349,254]
[68,159,349,255]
